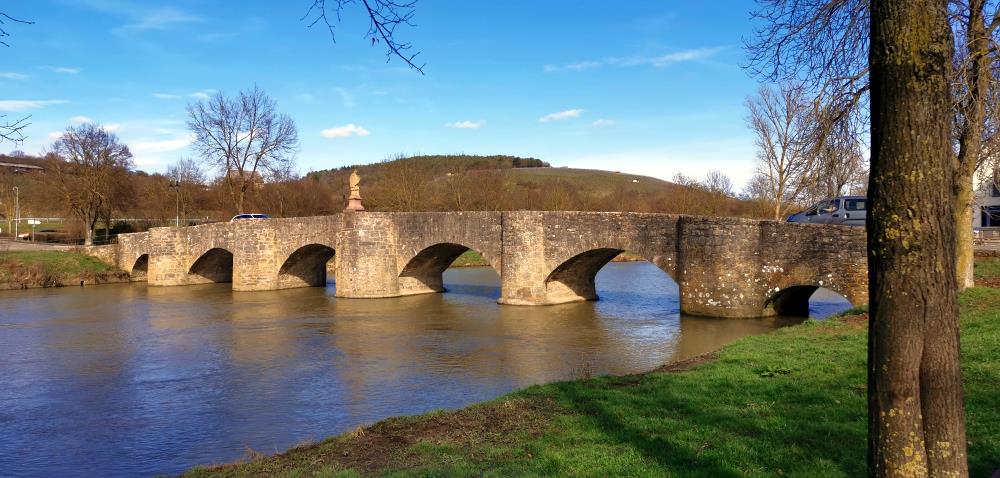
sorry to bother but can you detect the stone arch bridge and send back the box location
[84,211,867,318]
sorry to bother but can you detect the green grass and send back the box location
[185,287,1000,477]
[0,251,121,286]
[449,250,489,267]
[974,256,1000,280]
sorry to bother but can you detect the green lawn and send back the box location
[186,289,1000,477]
[0,251,123,286]
[974,256,1000,280]
[449,250,489,267]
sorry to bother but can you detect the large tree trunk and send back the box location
[868,1,968,477]
[954,0,989,291]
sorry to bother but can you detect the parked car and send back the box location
[230,213,270,222]
[787,196,866,226]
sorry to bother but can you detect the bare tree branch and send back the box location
[0,12,33,48]
[302,0,425,74]
[0,115,29,144]
[0,11,33,145]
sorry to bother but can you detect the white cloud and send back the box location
[0,72,29,81]
[71,115,93,124]
[51,67,80,74]
[539,109,584,123]
[153,90,215,100]
[543,47,725,73]
[321,124,370,138]
[295,93,316,102]
[47,131,64,140]
[188,89,215,100]
[130,136,193,155]
[446,120,485,129]
[104,123,122,132]
[115,7,202,33]
[0,100,68,112]
[592,119,615,127]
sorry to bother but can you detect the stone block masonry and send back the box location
[83,211,867,318]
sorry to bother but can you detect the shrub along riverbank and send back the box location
[0,251,127,289]
[186,265,1000,477]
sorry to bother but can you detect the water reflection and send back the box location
[0,262,850,477]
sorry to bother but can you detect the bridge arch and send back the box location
[397,242,500,295]
[278,243,336,289]
[763,283,856,317]
[130,254,149,281]
[188,247,234,284]
[544,248,677,304]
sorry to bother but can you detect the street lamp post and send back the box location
[168,178,180,227]
[12,186,19,240]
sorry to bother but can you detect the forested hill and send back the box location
[307,154,765,218]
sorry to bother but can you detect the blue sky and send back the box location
[1,0,764,185]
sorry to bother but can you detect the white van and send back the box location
[787,196,866,226]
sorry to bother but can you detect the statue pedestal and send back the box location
[345,197,365,211]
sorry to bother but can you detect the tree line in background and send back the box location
[0,85,788,245]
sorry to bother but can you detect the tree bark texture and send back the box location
[868,0,968,476]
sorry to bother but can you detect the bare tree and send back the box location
[303,0,425,74]
[167,158,206,222]
[745,83,817,220]
[809,116,868,199]
[49,124,134,246]
[702,170,734,196]
[187,86,299,213]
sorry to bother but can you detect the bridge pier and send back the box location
[333,212,402,298]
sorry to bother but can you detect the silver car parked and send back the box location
[787,196,866,226]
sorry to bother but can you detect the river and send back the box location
[0,262,851,477]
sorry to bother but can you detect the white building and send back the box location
[974,182,1000,228]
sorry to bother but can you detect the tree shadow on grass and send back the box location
[544,368,867,477]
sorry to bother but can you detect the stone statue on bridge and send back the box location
[346,170,365,211]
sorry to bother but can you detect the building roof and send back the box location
[0,161,43,172]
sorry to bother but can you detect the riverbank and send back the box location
[0,251,128,289]
[186,276,1000,476]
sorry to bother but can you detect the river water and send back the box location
[0,262,850,477]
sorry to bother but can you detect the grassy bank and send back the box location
[0,251,127,289]
[187,291,1000,476]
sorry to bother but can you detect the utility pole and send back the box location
[12,186,19,240]
[168,177,180,227]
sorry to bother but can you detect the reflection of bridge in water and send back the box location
[84,211,867,318]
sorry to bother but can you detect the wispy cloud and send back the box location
[592,119,615,127]
[131,137,192,155]
[321,124,370,138]
[543,47,725,73]
[115,7,202,33]
[152,89,215,100]
[104,123,122,132]
[334,87,356,107]
[188,89,215,100]
[71,115,93,124]
[48,131,64,140]
[51,67,81,74]
[446,120,485,129]
[0,100,68,112]
[539,109,584,123]
[0,72,29,81]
